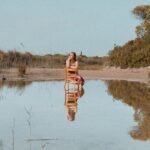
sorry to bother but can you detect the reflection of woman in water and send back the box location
[66,52,84,90]
[67,105,77,121]
[65,88,84,121]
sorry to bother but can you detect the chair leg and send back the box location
[67,81,70,90]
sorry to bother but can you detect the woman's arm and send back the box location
[66,55,72,68]
[66,59,70,68]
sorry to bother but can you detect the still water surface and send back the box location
[0,80,150,150]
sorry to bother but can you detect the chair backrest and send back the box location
[64,90,78,106]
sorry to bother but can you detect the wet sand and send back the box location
[0,67,149,83]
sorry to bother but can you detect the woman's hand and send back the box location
[67,55,72,61]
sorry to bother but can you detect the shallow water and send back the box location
[0,80,150,150]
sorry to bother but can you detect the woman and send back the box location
[66,52,84,89]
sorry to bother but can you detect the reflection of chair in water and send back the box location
[64,87,84,121]
[64,90,78,121]
[64,67,79,90]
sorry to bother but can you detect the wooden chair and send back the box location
[64,67,79,90]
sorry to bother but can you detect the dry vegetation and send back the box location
[108,5,150,68]
[0,50,105,70]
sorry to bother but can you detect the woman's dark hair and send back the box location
[67,109,76,121]
[70,52,77,62]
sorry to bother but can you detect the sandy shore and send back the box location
[0,67,149,83]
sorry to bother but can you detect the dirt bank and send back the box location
[0,67,149,83]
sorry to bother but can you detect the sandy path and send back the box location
[0,67,149,83]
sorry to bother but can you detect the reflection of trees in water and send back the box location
[0,80,32,98]
[105,80,150,141]
[0,80,32,90]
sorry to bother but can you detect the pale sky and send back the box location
[0,0,149,56]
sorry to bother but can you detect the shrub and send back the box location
[148,72,150,78]
[18,65,26,77]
